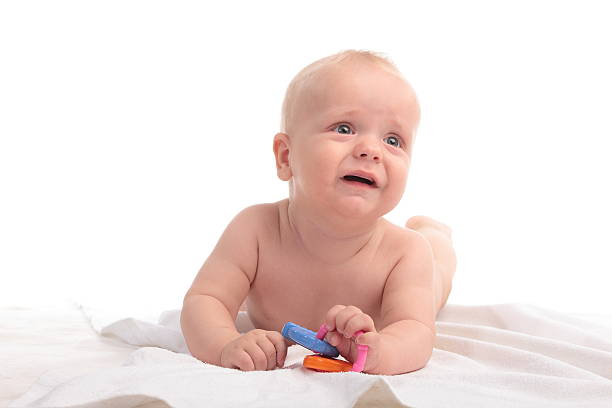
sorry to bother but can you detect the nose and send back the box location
[353,135,382,162]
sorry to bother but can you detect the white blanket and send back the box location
[10,304,612,408]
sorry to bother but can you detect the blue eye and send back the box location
[384,135,402,148]
[334,124,353,134]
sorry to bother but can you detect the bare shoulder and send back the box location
[197,203,275,281]
[233,202,271,227]
[379,218,432,260]
[238,199,283,235]
[183,202,278,302]
[378,218,434,282]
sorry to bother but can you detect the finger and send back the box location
[355,331,380,348]
[324,304,346,332]
[255,335,278,371]
[326,331,353,357]
[344,313,375,338]
[233,349,255,371]
[243,342,268,371]
[267,331,288,368]
[335,306,362,336]
[325,331,343,347]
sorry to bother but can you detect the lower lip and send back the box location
[341,178,377,189]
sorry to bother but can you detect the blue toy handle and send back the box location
[281,322,339,358]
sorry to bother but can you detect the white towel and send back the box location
[10,304,612,408]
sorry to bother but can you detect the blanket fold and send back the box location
[10,303,612,408]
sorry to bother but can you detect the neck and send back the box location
[284,198,381,265]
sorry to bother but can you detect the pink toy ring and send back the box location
[316,324,369,372]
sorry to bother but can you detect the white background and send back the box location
[1,1,611,316]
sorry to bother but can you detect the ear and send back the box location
[273,132,292,181]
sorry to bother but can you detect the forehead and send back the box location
[298,63,420,128]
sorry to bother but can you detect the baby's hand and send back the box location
[322,305,382,372]
[220,329,287,371]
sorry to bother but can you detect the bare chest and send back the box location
[246,234,398,333]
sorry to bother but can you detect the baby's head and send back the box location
[273,50,421,223]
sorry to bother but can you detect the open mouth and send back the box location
[342,175,376,187]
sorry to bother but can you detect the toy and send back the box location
[281,322,339,357]
[303,354,353,372]
[281,322,368,373]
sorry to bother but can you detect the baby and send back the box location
[181,50,457,375]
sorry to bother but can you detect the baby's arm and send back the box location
[181,206,286,370]
[322,233,436,375]
[375,233,436,374]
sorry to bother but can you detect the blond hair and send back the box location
[280,49,404,134]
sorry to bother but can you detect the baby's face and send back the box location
[281,62,420,220]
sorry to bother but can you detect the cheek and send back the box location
[388,160,410,191]
[306,144,338,172]
[292,144,337,186]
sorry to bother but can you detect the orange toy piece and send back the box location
[303,354,354,372]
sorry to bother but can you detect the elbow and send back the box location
[414,328,435,370]
[401,322,434,374]
[189,349,216,366]
[394,345,432,375]
[417,344,433,370]
[404,343,433,374]
[367,342,433,375]
[375,323,434,375]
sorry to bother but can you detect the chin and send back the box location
[334,196,382,219]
